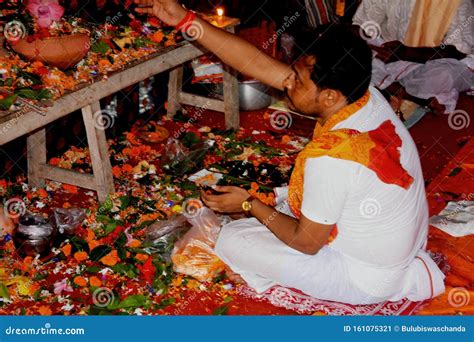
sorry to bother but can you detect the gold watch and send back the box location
[242,196,255,216]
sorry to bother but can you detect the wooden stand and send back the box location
[0,18,241,202]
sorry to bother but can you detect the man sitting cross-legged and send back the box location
[136,0,445,304]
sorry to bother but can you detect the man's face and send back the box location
[283,56,322,116]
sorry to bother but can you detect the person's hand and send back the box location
[200,186,250,213]
[369,40,406,63]
[134,0,187,26]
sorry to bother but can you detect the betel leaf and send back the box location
[70,236,90,253]
[111,263,138,278]
[15,88,52,100]
[91,40,111,54]
[0,95,17,110]
[212,305,229,315]
[85,265,102,274]
[89,245,112,261]
[107,294,149,310]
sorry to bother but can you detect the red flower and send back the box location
[147,17,161,27]
[137,256,155,284]
[129,20,142,33]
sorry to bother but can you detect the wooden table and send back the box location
[0,17,240,202]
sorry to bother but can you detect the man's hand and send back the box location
[200,186,249,213]
[134,0,187,26]
[369,40,406,63]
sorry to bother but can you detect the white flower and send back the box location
[61,303,74,311]
[36,201,46,209]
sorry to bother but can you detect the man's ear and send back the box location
[303,55,317,68]
[320,89,343,107]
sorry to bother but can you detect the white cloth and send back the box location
[353,0,474,113]
[430,201,474,237]
[215,87,445,304]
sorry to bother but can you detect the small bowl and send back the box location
[13,214,55,257]
[11,33,90,70]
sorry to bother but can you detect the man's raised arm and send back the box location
[135,0,293,91]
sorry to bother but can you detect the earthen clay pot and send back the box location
[11,33,90,70]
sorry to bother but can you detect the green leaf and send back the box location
[91,40,111,54]
[0,282,10,300]
[16,88,52,100]
[0,95,17,110]
[112,263,138,278]
[107,294,149,310]
[155,297,175,309]
[114,232,127,248]
[70,236,90,253]
[85,266,102,274]
[89,245,112,261]
[212,305,229,315]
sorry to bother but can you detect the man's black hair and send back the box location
[296,24,372,103]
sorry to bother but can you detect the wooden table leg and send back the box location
[82,102,115,202]
[27,128,46,188]
[167,66,184,119]
[223,26,240,130]
[223,64,240,130]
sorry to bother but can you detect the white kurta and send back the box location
[352,0,474,113]
[215,87,445,305]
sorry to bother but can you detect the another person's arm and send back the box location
[135,0,292,90]
[369,41,466,64]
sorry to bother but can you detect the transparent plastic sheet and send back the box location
[144,215,191,261]
[162,138,212,176]
[171,207,225,282]
[51,208,86,235]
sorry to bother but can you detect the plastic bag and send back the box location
[51,208,86,235]
[145,215,190,261]
[162,138,212,176]
[171,207,225,282]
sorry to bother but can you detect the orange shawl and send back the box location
[288,91,414,219]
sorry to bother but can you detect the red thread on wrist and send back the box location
[175,11,197,31]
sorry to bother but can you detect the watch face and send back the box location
[242,201,251,212]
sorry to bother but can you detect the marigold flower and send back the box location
[100,250,119,267]
[73,276,87,287]
[73,251,88,262]
[89,276,102,288]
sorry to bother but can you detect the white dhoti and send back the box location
[215,218,445,305]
